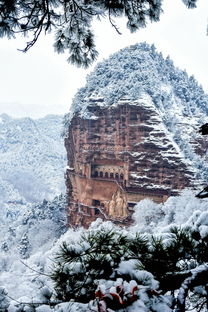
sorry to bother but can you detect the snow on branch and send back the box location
[176,264,208,312]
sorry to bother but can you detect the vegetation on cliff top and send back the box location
[70,42,208,116]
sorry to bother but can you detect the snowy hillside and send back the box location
[64,42,208,183]
[0,194,66,302]
[0,114,68,306]
[0,114,66,216]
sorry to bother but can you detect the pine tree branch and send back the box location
[176,264,208,312]
[19,259,51,277]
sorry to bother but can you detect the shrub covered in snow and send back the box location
[131,190,208,233]
[49,216,208,312]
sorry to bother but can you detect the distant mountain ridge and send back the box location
[0,114,66,216]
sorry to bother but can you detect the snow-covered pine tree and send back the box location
[50,221,208,311]
[19,232,31,259]
[0,287,9,311]
[0,0,199,67]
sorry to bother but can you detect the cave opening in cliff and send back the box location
[92,199,100,206]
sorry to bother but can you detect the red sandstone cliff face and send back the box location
[65,97,197,228]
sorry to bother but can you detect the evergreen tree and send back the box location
[0,0,199,67]
[51,222,208,311]
[0,287,9,311]
[19,232,31,258]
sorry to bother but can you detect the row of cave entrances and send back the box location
[91,171,124,180]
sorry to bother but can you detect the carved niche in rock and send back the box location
[108,189,128,218]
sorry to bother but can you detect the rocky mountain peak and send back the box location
[64,43,207,227]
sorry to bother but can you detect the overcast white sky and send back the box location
[0,0,208,118]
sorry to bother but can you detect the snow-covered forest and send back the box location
[0,114,66,215]
[0,43,207,311]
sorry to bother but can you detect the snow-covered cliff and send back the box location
[64,43,208,227]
